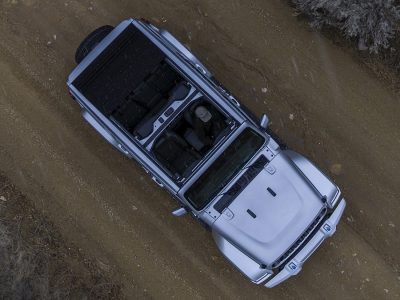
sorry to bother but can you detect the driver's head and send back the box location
[194,106,212,123]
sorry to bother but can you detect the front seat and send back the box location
[152,132,200,178]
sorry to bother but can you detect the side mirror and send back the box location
[172,207,188,217]
[260,114,269,130]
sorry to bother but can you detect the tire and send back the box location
[75,25,114,64]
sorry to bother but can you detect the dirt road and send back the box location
[0,0,399,298]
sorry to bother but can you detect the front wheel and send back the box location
[75,25,114,64]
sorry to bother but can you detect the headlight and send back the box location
[328,188,341,208]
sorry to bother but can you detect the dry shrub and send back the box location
[292,0,400,52]
[0,175,122,299]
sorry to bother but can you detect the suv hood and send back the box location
[212,152,326,267]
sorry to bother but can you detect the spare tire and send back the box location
[75,25,114,64]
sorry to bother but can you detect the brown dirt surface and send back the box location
[0,173,123,299]
[0,0,399,299]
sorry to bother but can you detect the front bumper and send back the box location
[265,198,346,288]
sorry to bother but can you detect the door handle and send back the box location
[117,144,130,156]
[228,95,241,107]
[151,176,164,188]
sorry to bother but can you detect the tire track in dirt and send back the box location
[0,0,399,298]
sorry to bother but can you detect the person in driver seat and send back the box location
[193,105,215,146]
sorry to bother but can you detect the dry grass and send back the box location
[0,174,123,299]
[287,0,400,92]
[290,0,400,53]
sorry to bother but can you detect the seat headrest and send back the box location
[169,82,190,100]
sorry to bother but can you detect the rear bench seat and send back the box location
[112,62,181,135]
[134,82,191,139]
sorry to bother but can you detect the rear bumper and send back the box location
[264,198,346,288]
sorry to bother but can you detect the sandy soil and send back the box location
[0,173,123,299]
[0,0,399,299]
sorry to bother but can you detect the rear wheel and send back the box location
[75,25,114,64]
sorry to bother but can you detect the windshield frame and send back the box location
[181,125,267,211]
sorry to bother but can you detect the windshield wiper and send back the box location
[213,155,269,213]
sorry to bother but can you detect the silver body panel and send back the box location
[265,199,346,287]
[66,19,346,287]
[212,151,327,267]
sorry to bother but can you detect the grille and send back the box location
[272,207,327,268]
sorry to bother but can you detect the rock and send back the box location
[330,163,343,175]
[0,196,6,202]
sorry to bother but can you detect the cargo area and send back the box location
[73,24,183,138]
